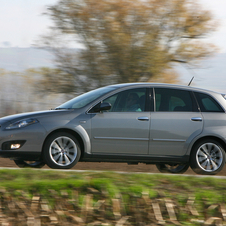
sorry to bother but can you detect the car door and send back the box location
[90,88,151,155]
[149,87,203,156]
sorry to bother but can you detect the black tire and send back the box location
[43,132,81,169]
[190,139,225,175]
[14,160,45,168]
[156,163,189,174]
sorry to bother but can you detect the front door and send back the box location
[90,88,150,155]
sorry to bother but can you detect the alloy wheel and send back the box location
[49,136,78,167]
[196,142,223,172]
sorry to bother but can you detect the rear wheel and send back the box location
[14,160,45,168]
[190,139,225,175]
[43,132,81,169]
[156,163,189,174]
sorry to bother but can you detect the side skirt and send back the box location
[80,153,189,164]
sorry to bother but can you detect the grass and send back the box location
[0,169,226,225]
[0,169,225,198]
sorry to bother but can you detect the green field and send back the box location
[0,169,225,225]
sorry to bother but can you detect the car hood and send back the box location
[0,109,75,124]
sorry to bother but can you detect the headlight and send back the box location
[6,118,39,130]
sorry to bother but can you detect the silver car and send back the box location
[0,83,226,175]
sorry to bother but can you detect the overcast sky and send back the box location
[0,0,56,48]
[0,0,226,52]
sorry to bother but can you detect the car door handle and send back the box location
[138,116,149,121]
[191,117,202,122]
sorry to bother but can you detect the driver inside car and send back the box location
[125,93,141,112]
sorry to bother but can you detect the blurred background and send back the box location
[0,0,226,117]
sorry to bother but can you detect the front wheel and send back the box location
[43,132,81,169]
[156,163,189,174]
[190,140,225,175]
[14,160,45,168]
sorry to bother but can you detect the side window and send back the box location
[194,92,224,112]
[155,88,193,112]
[103,88,147,112]
[103,94,118,108]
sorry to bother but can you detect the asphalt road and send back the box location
[2,158,226,176]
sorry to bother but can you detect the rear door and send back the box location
[149,88,203,156]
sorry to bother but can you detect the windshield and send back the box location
[56,86,116,109]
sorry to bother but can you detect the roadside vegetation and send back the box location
[0,169,226,225]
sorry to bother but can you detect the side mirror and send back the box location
[92,102,111,113]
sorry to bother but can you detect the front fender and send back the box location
[74,125,91,154]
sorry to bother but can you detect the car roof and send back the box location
[107,83,222,95]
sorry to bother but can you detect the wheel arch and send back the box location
[41,127,90,159]
[189,136,226,158]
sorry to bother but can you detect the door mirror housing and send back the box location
[92,102,111,113]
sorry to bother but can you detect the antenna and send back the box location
[188,76,194,86]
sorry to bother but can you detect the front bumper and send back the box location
[0,150,41,160]
[0,123,46,160]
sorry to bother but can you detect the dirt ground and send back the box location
[1,158,226,176]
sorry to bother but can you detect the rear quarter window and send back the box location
[194,92,224,112]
